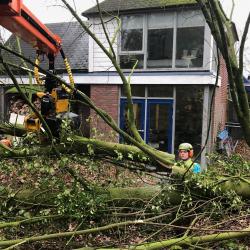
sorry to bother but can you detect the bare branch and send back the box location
[96,0,116,58]
[61,0,144,143]
[239,12,250,75]
[229,0,235,21]
[0,52,60,157]
[0,44,176,168]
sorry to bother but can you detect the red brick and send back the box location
[211,56,228,147]
[90,85,119,141]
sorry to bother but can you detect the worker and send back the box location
[175,143,201,173]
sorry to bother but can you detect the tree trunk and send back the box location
[75,227,250,250]
[0,123,26,137]
[1,176,249,211]
[0,123,175,166]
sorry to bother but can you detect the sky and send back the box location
[0,0,249,72]
[23,0,249,36]
[1,0,248,37]
[0,0,100,39]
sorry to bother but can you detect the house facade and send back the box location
[81,0,229,166]
[0,22,90,135]
[0,0,232,167]
[227,77,250,139]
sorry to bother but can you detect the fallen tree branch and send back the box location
[0,123,26,137]
[74,226,250,250]
[0,211,249,249]
[0,214,168,247]
[0,215,65,229]
[0,123,175,167]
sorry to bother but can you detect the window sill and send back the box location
[121,67,210,73]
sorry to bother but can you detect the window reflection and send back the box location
[147,29,173,68]
[121,102,144,143]
[121,15,143,51]
[176,27,204,68]
[148,85,173,97]
[175,85,203,154]
[120,54,144,69]
[121,85,145,97]
[121,29,143,51]
[119,10,206,69]
[148,103,169,151]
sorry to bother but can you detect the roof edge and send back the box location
[82,2,198,17]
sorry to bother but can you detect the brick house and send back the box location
[0,21,90,136]
[0,0,236,167]
[81,0,235,166]
[227,76,250,139]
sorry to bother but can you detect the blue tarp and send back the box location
[218,129,229,140]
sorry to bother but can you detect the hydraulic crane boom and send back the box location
[0,0,61,56]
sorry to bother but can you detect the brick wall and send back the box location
[210,57,228,148]
[90,84,119,141]
[0,87,4,122]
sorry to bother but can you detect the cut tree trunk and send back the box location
[0,185,249,248]
[0,178,249,211]
[1,124,250,199]
[0,123,175,167]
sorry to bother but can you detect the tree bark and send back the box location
[0,184,249,248]
[195,0,250,146]
[0,122,175,163]
[0,123,26,137]
[75,226,250,250]
[0,176,249,212]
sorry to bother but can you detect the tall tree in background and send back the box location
[194,0,250,145]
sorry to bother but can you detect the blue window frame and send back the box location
[120,98,173,153]
[146,99,173,152]
[120,98,145,141]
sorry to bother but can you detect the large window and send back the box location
[119,10,205,70]
[120,15,144,69]
[121,16,143,51]
[121,85,145,97]
[176,10,205,68]
[121,85,174,98]
[147,13,174,68]
[175,85,204,154]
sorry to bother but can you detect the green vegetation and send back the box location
[0,152,249,249]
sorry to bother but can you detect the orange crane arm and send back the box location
[0,0,61,56]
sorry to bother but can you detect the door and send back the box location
[120,99,145,142]
[146,99,173,152]
[120,98,173,153]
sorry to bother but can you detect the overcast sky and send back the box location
[6,1,244,36]
[21,0,249,33]
[1,0,249,72]
[23,0,98,23]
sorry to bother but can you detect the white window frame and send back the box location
[119,9,209,71]
[119,14,145,55]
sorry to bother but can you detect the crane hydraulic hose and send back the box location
[34,56,43,85]
[60,49,75,94]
